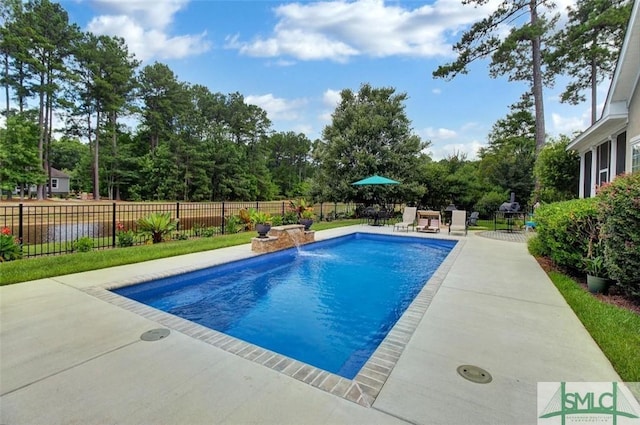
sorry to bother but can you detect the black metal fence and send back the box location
[0,201,355,258]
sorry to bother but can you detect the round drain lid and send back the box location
[140,328,170,341]
[457,365,492,384]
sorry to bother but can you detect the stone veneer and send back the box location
[251,224,315,253]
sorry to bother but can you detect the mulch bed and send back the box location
[536,256,640,315]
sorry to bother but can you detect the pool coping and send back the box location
[82,230,465,407]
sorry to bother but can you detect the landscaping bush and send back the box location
[71,237,94,252]
[0,227,22,262]
[597,173,640,299]
[137,212,177,244]
[224,215,242,234]
[527,234,546,258]
[534,198,600,273]
[116,222,136,247]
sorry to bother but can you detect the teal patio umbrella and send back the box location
[351,175,400,208]
[351,175,400,186]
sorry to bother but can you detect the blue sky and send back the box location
[60,0,599,160]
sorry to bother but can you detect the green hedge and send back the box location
[598,173,640,299]
[533,198,599,273]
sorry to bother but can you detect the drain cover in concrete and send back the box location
[457,365,492,384]
[140,328,170,341]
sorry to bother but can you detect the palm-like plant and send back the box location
[137,212,178,244]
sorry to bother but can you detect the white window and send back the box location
[51,178,58,189]
[597,141,610,185]
[633,142,640,173]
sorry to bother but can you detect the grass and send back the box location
[469,218,525,231]
[0,219,359,286]
[547,271,640,382]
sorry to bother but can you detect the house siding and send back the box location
[569,1,639,196]
[629,82,640,173]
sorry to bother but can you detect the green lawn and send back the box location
[547,271,640,382]
[0,219,359,286]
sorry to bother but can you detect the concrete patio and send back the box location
[0,225,622,424]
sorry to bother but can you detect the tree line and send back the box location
[0,0,631,213]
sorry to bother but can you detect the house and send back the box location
[13,167,71,197]
[567,0,639,198]
[49,168,71,196]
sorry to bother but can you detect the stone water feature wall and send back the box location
[251,224,315,253]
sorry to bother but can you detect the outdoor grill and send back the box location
[499,193,521,213]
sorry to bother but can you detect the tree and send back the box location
[17,0,79,199]
[0,113,45,197]
[478,99,537,205]
[313,83,428,204]
[49,136,88,172]
[0,0,23,115]
[138,62,188,152]
[433,0,554,155]
[547,0,631,124]
[68,33,138,200]
[533,135,579,202]
[266,131,312,197]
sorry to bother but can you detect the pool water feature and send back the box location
[114,233,456,379]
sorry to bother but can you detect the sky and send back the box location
[56,0,602,160]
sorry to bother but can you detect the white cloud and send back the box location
[423,127,457,140]
[91,0,188,29]
[432,88,442,95]
[316,89,342,124]
[550,112,589,136]
[226,0,497,62]
[323,89,342,107]
[419,123,486,160]
[87,0,210,62]
[245,94,308,121]
[428,140,485,161]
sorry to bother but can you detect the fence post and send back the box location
[112,203,117,248]
[256,201,259,211]
[221,202,225,235]
[319,202,323,221]
[282,201,285,217]
[176,202,180,231]
[18,203,24,250]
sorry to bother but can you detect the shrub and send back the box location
[224,215,241,234]
[527,234,546,258]
[282,211,298,225]
[137,212,177,244]
[597,173,640,299]
[248,208,271,225]
[534,198,600,273]
[71,237,94,252]
[0,227,22,262]
[270,215,283,226]
[116,222,136,247]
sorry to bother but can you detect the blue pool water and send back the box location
[114,233,455,378]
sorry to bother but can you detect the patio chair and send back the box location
[467,211,479,226]
[362,206,377,225]
[416,210,441,233]
[393,207,417,232]
[449,210,467,235]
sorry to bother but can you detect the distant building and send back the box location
[49,168,71,196]
[567,0,639,197]
[13,168,71,197]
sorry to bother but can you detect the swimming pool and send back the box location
[114,233,456,379]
